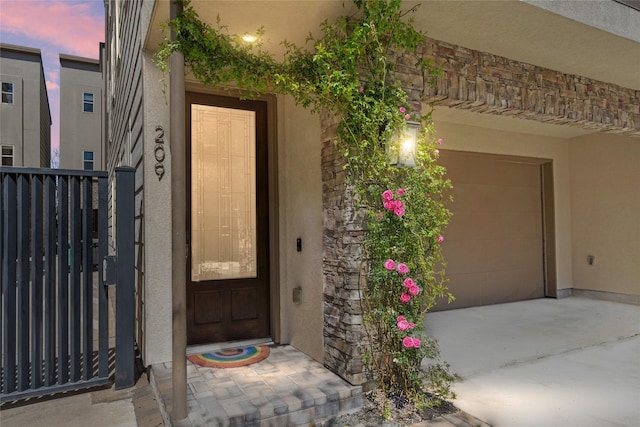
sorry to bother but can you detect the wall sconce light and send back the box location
[242,34,257,43]
[388,121,419,167]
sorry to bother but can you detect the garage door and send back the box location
[434,151,546,310]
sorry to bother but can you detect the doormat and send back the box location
[187,345,270,369]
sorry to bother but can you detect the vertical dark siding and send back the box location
[105,0,145,357]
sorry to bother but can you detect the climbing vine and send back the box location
[156,0,455,413]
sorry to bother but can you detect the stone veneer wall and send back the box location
[321,109,369,385]
[321,34,639,387]
[421,37,640,137]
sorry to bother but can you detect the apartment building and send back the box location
[0,43,51,167]
[59,48,105,171]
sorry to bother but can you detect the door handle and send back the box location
[185,233,190,259]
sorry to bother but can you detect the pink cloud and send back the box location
[46,68,59,83]
[1,1,104,59]
[1,1,104,160]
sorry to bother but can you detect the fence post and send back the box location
[115,166,135,389]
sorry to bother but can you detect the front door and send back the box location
[186,93,270,345]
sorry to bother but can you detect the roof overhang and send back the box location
[147,0,639,89]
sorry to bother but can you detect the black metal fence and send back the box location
[0,166,135,403]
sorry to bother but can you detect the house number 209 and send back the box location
[155,126,165,180]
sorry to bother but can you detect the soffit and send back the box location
[431,106,594,139]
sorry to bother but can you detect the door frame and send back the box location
[184,84,281,344]
[541,161,557,298]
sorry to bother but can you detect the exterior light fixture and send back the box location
[242,34,257,43]
[388,121,419,167]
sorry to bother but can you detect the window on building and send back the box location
[83,92,94,113]
[1,145,14,166]
[83,150,94,170]
[2,82,13,104]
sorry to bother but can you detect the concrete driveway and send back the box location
[424,296,640,427]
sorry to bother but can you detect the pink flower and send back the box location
[383,201,394,211]
[397,315,405,322]
[399,107,406,113]
[382,190,394,201]
[397,263,409,275]
[403,278,415,288]
[408,284,420,296]
[392,200,404,216]
[408,322,415,329]
[412,338,421,348]
[437,235,444,243]
[434,149,440,155]
[426,193,431,198]
[402,337,414,348]
[384,259,396,271]
[437,138,443,145]
[405,114,411,120]
[358,86,364,93]
[397,319,410,331]
[397,188,405,196]
[400,293,411,304]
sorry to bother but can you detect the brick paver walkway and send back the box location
[150,345,363,426]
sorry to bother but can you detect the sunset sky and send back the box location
[0,0,105,158]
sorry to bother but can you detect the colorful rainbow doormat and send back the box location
[187,345,270,369]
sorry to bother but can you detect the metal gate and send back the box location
[0,166,135,403]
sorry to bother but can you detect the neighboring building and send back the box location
[104,0,639,419]
[0,43,51,167]
[59,48,105,170]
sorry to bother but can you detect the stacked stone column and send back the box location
[320,111,369,385]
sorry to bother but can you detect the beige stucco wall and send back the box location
[0,49,49,167]
[141,49,173,365]
[140,0,173,365]
[59,61,103,170]
[569,133,640,296]
[277,95,324,362]
[137,80,326,364]
[432,110,574,292]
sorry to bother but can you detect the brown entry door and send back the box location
[186,93,270,345]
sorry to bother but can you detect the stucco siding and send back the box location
[432,112,574,293]
[524,0,640,43]
[140,45,172,365]
[432,110,640,299]
[0,75,23,163]
[0,45,51,167]
[59,57,103,170]
[278,96,324,362]
[569,133,640,297]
